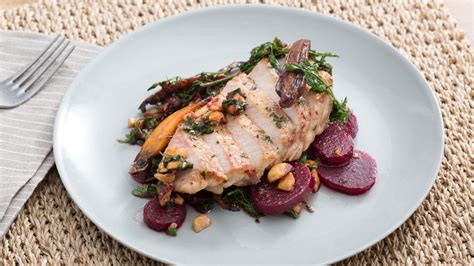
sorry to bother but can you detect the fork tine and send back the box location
[10,36,61,83]
[15,36,66,88]
[20,40,72,92]
[21,45,75,101]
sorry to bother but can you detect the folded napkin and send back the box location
[0,30,101,238]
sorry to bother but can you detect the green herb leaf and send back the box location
[167,224,177,236]
[262,135,273,143]
[162,154,193,170]
[298,152,308,164]
[308,50,339,75]
[222,187,262,218]
[131,184,159,198]
[270,112,288,128]
[239,38,289,74]
[222,98,248,114]
[183,116,214,136]
[118,127,146,145]
[147,76,182,91]
[285,60,350,123]
[144,117,159,131]
[194,199,215,213]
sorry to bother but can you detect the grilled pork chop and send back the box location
[164,58,333,194]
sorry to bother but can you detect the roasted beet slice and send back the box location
[318,150,377,195]
[250,162,314,215]
[143,198,186,232]
[131,169,155,184]
[332,111,358,138]
[312,123,354,166]
[344,111,358,138]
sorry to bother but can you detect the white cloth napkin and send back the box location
[0,30,101,238]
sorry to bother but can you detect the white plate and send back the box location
[54,5,444,264]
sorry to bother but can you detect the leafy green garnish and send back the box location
[222,98,242,107]
[285,60,350,123]
[131,184,160,198]
[150,155,163,172]
[270,112,288,128]
[194,199,215,213]
[262,135,273,143]
[183,116,214,136]
[222,187,262,218]
[222,98,248,114]
[147,76,182,91]
[118,116,160,146]
[239,38,289,74]
[167,224,177,236]
[118,127,145,145]
[146,72,237,113]
[162,154,193,170]
[309,50,339,75]
[298,152,308,164]
[144,117,159,131]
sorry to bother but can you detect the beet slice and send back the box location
[312,123,354,166]
[143,198,186,232]
[344,112,358,138]
[250,162,314,215]
[317,150,376,195]
[130,168,156,184]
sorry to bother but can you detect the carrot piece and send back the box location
[130,102,205,173]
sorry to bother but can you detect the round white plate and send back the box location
[54,5,444,264]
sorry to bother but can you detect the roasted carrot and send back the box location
[130,101,205,174]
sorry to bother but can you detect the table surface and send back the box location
[0,0,473,44]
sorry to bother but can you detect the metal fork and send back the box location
[0,36,75,108]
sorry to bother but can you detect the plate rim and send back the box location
[53,4,444,264]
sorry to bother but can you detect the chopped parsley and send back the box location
[183,116,214,136]
[167,223,178,236]
[270,112,288,128]
[262,135,273,143]
[222,98,243,107]
[131,183,160,198]
[162,154,193,170]
[222,88,248,116]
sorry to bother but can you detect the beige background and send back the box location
[0,0,473,44]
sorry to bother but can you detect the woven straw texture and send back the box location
[1,0,472,264]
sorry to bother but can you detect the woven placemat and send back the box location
[1,0,472,264]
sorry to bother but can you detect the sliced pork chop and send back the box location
[202,126,255,189]
[248,58,301,125]
[236,74,297,158]
[226,114,279,181]
[169,130,226,194]
[163,58,332,194]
